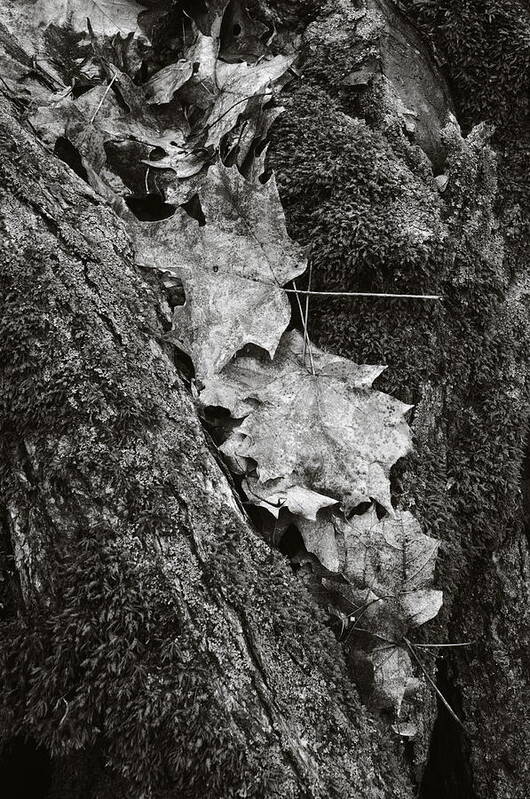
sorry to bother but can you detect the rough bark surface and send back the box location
[268,1,530,797]
[0,1,529,798]
[0,92,414,798]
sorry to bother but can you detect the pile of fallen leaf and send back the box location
[1,0,443,722]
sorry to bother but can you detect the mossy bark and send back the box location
[0,90,416,798]
[0,1,528,797]
[268,1,530,797]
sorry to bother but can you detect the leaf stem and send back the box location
[293,280,315,374]
[302,260,313,362]
[414,642,474,648]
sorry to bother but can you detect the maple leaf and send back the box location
[335,507,442,632]
[203,56,293,150]
[314,506,442,711]
[35,0,145,38]
[133,162,306,378]
[202,331,411,514]
[362,646,416,714]
[29,66,196,203]
[242,476,338,522]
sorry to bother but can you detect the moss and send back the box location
[268,16,529,615]
[395,0,530,305]
[396,0,530,133]
[0,99,413,798]
[0,534,259,797]
[270,86,444,293]
[267,11,529,788]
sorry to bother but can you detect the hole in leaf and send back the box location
[233,23,242,36]
[165,281,186,309]
[147,146,167,162]
[125,194,176,221]
[54,136,88,183]
[181,193,206,226]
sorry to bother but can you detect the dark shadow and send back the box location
[420,660,478,799]
[0,736,52,799]
[54,137,88,183]
[181,194,206,226]
[124,194,176,221]
[278,524,305,560]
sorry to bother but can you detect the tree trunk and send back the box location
[1,1,529,798]
[0,91,413,798]
[268,1,530,797]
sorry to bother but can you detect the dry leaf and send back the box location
[336,507,442,630]
[144,60,195,105]
[242,477,338,522]
[367,646,414,713]
[147,14,223,109]
[207,331,410,514]
[391,721,418,738]
[227,102,285,180]
[133,162,306,378]
[35,0,145,37]
[204,55,293,149]
[319,507,442,711]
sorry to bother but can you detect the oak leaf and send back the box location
[35,0,145,38]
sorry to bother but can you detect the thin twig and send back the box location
[284,289,441,300]
[89,73,117,124]
[293,280,315,374]
[404,637,468,733]
[302,260,313,361]
[414,642,475,648]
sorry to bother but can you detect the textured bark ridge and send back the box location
[0,93,414,798]
[0,1,529,797]
[268,1,530,797]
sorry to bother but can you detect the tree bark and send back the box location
[0,92,413,798]
[1,1,528,798]
[268,1,530,797]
